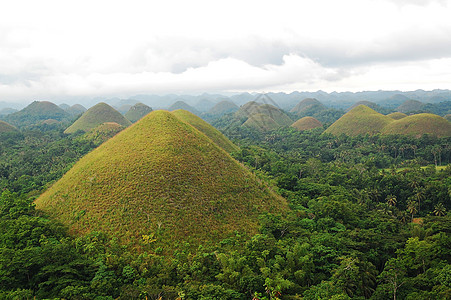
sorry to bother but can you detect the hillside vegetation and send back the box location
[381,113,451,137]
[35,110,287,252]
[0,121,17,133]
[3,101,70,127]
[291,116,322,131]
[64,102,131,134]
[80,122,126,146]
[387,112,407,120]
[325,105,394,136]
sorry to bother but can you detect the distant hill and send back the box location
[59,103,71,110]
[172,109,238,153]
[397,99,424,113]
[290,98,326,115]
[64,102,131,134]
[243,113,280,131]
[35,110,287,253]
[347,100,391,114]
[4,101,70,127]
[194,99,216,112]
[116,104,133,114]
[0,108,18,115]
[445,114,451,122]
[66,104,87,116]
[124,103,153,123]
[169,100,200,115]
[236,101,292,127]
[387,112,407,120]
[0,120,18,133]
[381,113,451,138]
[325,105,393,136]
[207,101,239,116]
[291,117,322,131]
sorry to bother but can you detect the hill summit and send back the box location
[4,101,69,127]
[381,113,451,137]
[325,105,393,136]
[64,102,131,134]
[124,103,153,123]
[35,110,287,252]
[291,117,322,131]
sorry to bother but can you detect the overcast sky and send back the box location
[1,0,451,102]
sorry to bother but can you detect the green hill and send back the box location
[207,101,239,116]
[0,120,18,133]
[387,112,408,120]
[325,105,394,136]
[236,101,292,127]
[64,102,131,134]
[291,117,322,131]
[80,122,126,146]
[35,110,287,252]
[381,113,451,138]
[397,99,424,113]
[169,100,200,115]
[445,114,451,122]
[243,113,280,131]
[66,104,87,116]
[290,98,326,114]
[124,103,153,123]
[4,101,70,127]
[172,109,238,153]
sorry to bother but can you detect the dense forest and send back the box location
[1,114,450,299]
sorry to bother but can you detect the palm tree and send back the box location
[433,203,446,216]
[407,199,418,222]
[386,194,397,207]
[414,188,425,214]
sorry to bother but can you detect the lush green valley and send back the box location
[0,105,450,299]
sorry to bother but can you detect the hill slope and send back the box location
[4,101,70,127]
[208,101,239,116]
[387,112,407,120]
[124,103,153,123]
[290,98,326,114]
[381,113,451,137]
[64,102,131,134]
[236,102,292,127]
[0,120,18,133]
[172,109,238,153]
[397,99,424,113]
[291,117,322,131]
[325,105,393,136]
[35,110,287,252]
[169,100,200,115]
[66,104,87,116]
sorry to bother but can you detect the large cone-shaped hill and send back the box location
[236,102,293,127]
[0,120,18,133]
[243,113,280,131]
[397,99,424,113]
[325,105,393,136]
[124,103,153,123]
[291,117,322,131]
[5,101,70,127]
[64,102,131,134]
[381,113,451,137]
[208,101,239,116]
[172,109,238,153]
[36,110,287,252]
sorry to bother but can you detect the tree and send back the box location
[407,199,418,222]
[386,194,397,207]
[433,203,446,216]
[378,258,406,300]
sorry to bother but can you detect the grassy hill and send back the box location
[397,99,424,113]
[80,122,126,146]
[387,112,408,120]
[64,102,131,134]
[172,109,239,153]
[35,110,287,253]
[291,116,322,131]
[4,101,70,127]
[325,105,394,136]
[236,101,292,127]
[381,113,451,138]
[207,101,239,116]
[66,104,87,116]
[243,113,280,131]
[290,98,326,114]
[0,120,18,133]
[124,103,153,123]
[169,100,200,115]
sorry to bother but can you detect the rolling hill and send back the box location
[0,120,18,133]
[242,113,280,131]
[324,105,394,136]
[236,101,293,127]
[381,113,451,137]
[207,101,239,116]
[64,102,131,134]
[169,100,200,115]
[4,101,70,127]
[124,103,153,123]
[397,99,424,113]
[387,112,407,120]
[35,110,287,252]
[291,117,322,131]
[66,104,87,116]
[290,98,326,115]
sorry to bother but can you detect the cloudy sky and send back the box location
[1,0,451,102]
